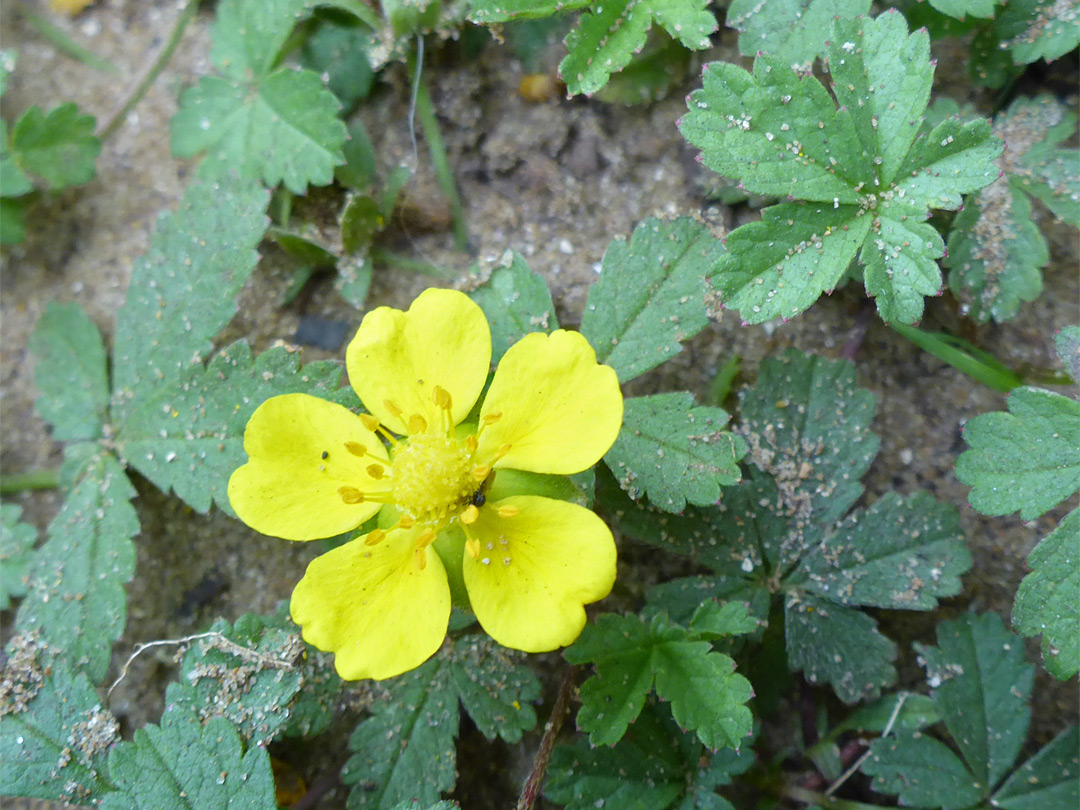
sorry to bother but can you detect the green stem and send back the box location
[16,1,118,73]
[0,468,60,495]
[409,48,470,251]
[707,354,741,407]
[370,246,451,278]
[890,322,1023,393]
[98,0,200,142]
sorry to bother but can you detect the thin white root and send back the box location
[825,691,909,796]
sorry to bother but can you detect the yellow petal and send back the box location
[346,289,492,435]
[477,330,622,474]
[290,528,451,680]
[462,495,616,652]
[228,394,389,541]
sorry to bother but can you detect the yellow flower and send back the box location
[228,288,623,680]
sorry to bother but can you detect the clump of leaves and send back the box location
[955,326,1080,679]
[862,612,1079,810]
[605,350,972,703]
[0,50,101,244]
[945,95,1080,322]
[680,10,1003,325]
[467,0,718,97]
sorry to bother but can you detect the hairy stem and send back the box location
[517,665,577,810]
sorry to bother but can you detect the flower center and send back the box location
[390,433,475,523]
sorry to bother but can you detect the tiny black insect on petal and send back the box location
[321,451,329,459]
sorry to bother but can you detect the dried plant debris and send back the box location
[947,96,1080,323]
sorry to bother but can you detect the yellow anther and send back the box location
[460,504,479,525]
[397,515,415,530]
[408,414,428,434]
[483,411,502,425]
[465,435,478,453]
[472,464,491,482]
[497,505,521,518]
[383,399,404,418]
[494,443,512,460]
[433,385,452,410]
[414,547,427,570]
[364,529,386,546]
[366,464,385,480]
[416,530,437,548]
[359,414,381,433]
[338,486,364,504]
[465,537,480,559]
[345,441,367,457]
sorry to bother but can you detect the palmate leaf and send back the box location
[8,102,100,190]
[864,731,985,810]
[605,393,747,513]
[171,0,348,192]
[545,705,755,810]
[0,645,118,804]
[14,451,138,685]
[927,0,999,18]
[993,725,1079,810]
[110,177,268,403]
[565,611,754,750]
[726,0,871,66]
[581,217,724,383]
[955,386,1080,521]
[467,0,589,22]
[947,96,1079,322]
[343,635,539,809]
[1012,509,1079,680]
[99,705,276,810]
[560,0,717,96]
[680,11,1002,324]
[996,0,1080,65]
[0,503,36,609]
[468,252,558,364]
[29,301,110,442]
[113,341,350,515]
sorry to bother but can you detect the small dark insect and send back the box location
[470,489,487,508]
[321,450,329,459]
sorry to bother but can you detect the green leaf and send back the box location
[785,593,897,704]
[955,386,1080,520]
[834,693,942,736]
[1012,508,1079,680]
[29,301,110,442]
[468,0,589,23]
[1,123,35,197]
[468,252,558,364]
[14,452,138,684]
[916,612,1033,789]
[1005,96,1080,228]
[9,103,100,190]
[171,70,347,194]
[789,492,970,610]
[566,612,754,750]
[581,217,724,383]
[927,0,999,18]
[996,0,1080,65]
[992,724,1079,810]
[560,0,716,96]
[726,0,871,65]
[0,196,27,243]
[110,177,269,402]
[448,635,540,743]
[737,350,879,539]
[546,704,755,810]
[604,392,746,512]
[114,342,349,515]
[0,503,36,609]
[342,657,458,809]
[0,643,117,803]
[99,706,276,810]
[300,19,376,108]
[680,11,1002,324]
[335,255,373,308]
[863,730,985,810]
[1056,325,1080,382]
[168,613,306,745]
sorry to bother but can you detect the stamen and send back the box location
[338,486,364,504]
[414,547,427,570]
[465,435,478,453]
[460,505,479,525]
[345,441,366,457]
[359,414,380,433]
[408,414,428,434]
[472,464,491,482]
[396,515,415,530]
[364,529,386,546]
[383,399,404,419]
[416,530,437,548]
[366,464,385,480]
[465,536,480,559]
[483,411,502,425]
[432,386,452,411]
[497,505,521,518]
[492,443,512,462]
